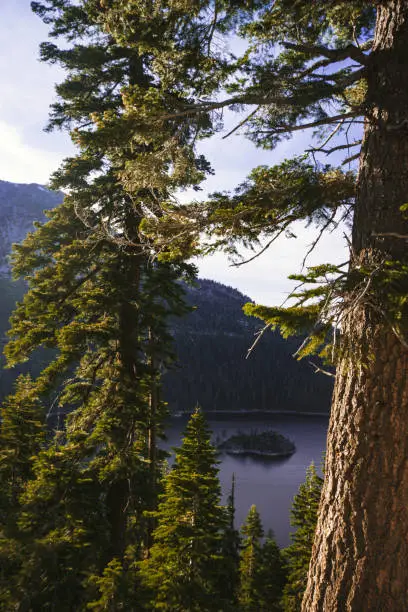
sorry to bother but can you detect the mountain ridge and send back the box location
[0,179,63,274]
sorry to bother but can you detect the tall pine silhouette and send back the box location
[1,0,195,607]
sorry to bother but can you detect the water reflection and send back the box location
[220,453,292,467]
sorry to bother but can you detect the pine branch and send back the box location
[307,140,362,156]
[255,111,359,137]
[230,225,290,267]
[283,42,370,65]
[342,152,360,165]
[222,108,260,139]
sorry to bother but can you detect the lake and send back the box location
[163,413,329,548]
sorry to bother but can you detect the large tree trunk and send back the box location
[302,2,408,610]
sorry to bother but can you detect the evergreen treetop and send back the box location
[238,504,285,612]
[282,462,323,612]
[140,408,231,611]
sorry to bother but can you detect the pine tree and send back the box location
[258,532,287,611]
[0,375,45,516]
[100,2,408,606]
[238,505,264,612]
[238,505,285,612]
[217,474,240,607]
[282,463,323,612]
[139,408,230,611]
[0,0,198,607]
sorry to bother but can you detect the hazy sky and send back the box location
[0,1,348,305]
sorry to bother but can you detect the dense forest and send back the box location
[168,279,333,414]
[1,0,408,609]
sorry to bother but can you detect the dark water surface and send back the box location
[163,414,329,548]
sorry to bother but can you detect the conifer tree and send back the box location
[238,505,285,612]
[259,532,287,611]
[139,408,230,611]
[282,463,323,612]
[238,505,264,612]
[0,375,45,516]
[217,473,240,607]
[100,2,408,606]
[0,0,199,606]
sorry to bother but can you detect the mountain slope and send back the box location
[0,180,333,413]
[0,180,63,274]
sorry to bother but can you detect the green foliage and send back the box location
[99,0,408,361]
[282,462,323,612]
[86,558,140,612]
[13,441,109,610]
[0,376,45,512]
[238,505,264,611]
[139,408,231,611]
[0,0,203,607]
[0,376,45,608]
[238,505,285,612]
[141,159,355,264]
[217,474,240,607]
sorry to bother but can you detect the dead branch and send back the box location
[308,361,336,377]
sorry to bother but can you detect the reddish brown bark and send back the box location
[302,2,408,609]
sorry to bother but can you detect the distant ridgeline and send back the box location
[0,180,333,413]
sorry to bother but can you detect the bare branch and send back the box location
[246,324,271,359]
[301,209,338,270]
[222,107,260,139]
[308,361,336,378]
[230,226,289,267]
[307,140,362,156]
[372,232,408,240]
[283,42,370,65]
[255,111,359,137]
[342,152,360,165]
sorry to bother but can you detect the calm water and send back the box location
[162,414,329,548]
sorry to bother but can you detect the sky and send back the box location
[0,0,348,306]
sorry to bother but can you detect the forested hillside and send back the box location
[0,181,333,414]
[167,279,333,413]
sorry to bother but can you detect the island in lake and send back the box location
[217,429,296,458]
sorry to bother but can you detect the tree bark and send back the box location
[107,209,142,561]
[302,2,408,610]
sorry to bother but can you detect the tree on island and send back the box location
[139,408,233,611]
[99,1,408,606]
[282,462,323,612]
[238,505,285,612]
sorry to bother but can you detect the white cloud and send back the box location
[0,120,64,184]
